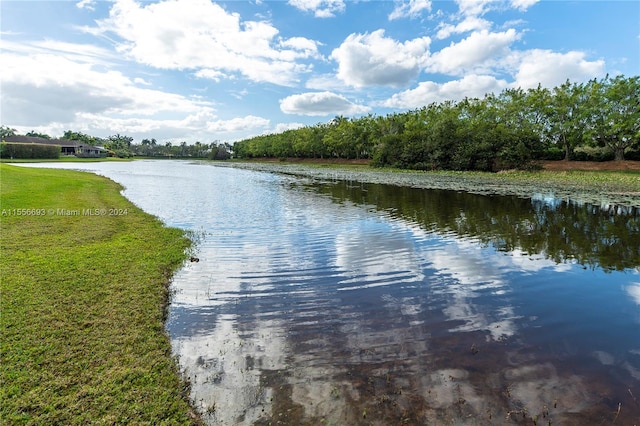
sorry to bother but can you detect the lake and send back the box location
[19,160,640,425]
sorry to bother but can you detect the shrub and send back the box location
[0,142,60,159]
[571,146,615,162]
[540,146,565,161]
[625,149,640,161]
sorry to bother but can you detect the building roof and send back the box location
[3,135,76,147]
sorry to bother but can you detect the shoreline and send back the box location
[0,164,201,424]
[219,161,640,208]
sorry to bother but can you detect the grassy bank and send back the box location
[0,164,200,425]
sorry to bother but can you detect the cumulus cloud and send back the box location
[72,112,270,142]
[434,0,537,40]
[388,0,432,20]
[435,16,491,39]
[512,49,606,89]
[456,0,495,17]
[288,0,346,17]
[510,0,539,12]
[280,91,370,116]
[273,122,306,133]
[331,29,431,87]
[76,0,95,10]
[382,74,508,108]
[382,44,606,109]
[194,69,229,82]
[427,29,519,75]
[1,50,207,124]
[0,42,272,141]
[206,115,270,133]
[86,0,320,86]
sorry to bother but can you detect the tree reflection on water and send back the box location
[170,175,640,425]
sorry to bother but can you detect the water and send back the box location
[17,160,640,425]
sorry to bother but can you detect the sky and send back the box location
[1,0,638,144]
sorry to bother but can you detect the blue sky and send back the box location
[1,0,638,143]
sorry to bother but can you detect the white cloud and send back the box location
[273,122,306,133]
[59,112,270,143]
[279,91,370,116]
[87,0,320,86]
[438,0,537,38]
[510,0,539,11]
[435,16,491,39]
[0,44,260,142]
[206,115,270,133]
[76,0,95,10]
[388,0,432,20]
[512,49,606,89]
[287,0,345,17]
[280,36,323,55]
[194,69,229,82]
[383,74,508,108]
[331,29,431,87]
[2,39,117,65]
[456,0,495,17]
[383,42,606,109]
[427,29,519,75]
[133,77,151,86]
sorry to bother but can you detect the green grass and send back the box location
[437,168,640,194]
[0,164,200,425]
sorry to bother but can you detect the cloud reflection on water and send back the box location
[167,177,639,423]
[16,162,638,424]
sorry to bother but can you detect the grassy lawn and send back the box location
[0,164,200,425]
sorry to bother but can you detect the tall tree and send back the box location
[585,75,640,161]
[63,130,101,145]
[0,126,17,140]
[106,134,134,157]
[545,80,589,161]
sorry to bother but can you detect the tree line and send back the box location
[0,128,232,160]
[233,75,639,171]
[1,75,637,168]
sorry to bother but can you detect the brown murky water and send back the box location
[21,161,640,425]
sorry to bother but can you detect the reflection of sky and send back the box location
[172,314,290,424]
[17,161,640,424]
[627,281,640,305]
[334,218,425,290]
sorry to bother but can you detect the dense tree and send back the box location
[232,75,638,171]
[585,75,640,160]
[139,138,158,156]
[543,80,590,161]
[105,134,134,157]
[2,75,636,168]
[63,130,103,145]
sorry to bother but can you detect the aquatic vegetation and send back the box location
[225,161,640,207]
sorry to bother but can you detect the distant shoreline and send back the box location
[221,160,640,208]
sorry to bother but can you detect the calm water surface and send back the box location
[20,161,640,425]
